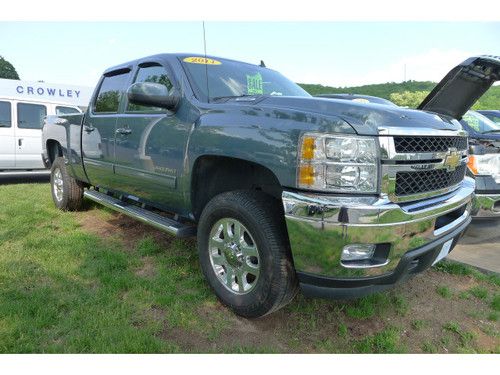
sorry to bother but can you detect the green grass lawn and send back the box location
[0,182,499,353]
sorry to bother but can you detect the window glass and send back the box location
[127,65,173,112]
[17,103,47,129]
[461,111,500,134]
[181,56,310,101]
[94,72,130,113]
[56,106,81,115]
[0,101,11,128]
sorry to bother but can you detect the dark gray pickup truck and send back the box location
[42,54,499,317]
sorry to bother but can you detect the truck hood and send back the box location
[418,55,500,120]
[258,95,462,136]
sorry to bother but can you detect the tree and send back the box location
[389,90,430,108]
[0,56,20,80]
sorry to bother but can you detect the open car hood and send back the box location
[418,55,500,120]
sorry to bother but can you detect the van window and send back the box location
[94,72,130,113]
[56,106,81,115]
[0,101,11,128]
[17,103,47,129]
[127,65,173,113]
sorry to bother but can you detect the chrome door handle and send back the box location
[116,127,132,135]
[84,125,95,133]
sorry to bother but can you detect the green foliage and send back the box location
[299,81,500,110]
[436,285,453,298]
[469,286,488,300]
[390,91,430,108]
[355,326,405,353]
[0,56,20,80]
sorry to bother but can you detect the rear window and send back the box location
[0,101,11,128]
[17,103,47,129]
[56,106,81,115]
[94,71,130,113]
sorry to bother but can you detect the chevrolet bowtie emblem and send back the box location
[443,148,461,171]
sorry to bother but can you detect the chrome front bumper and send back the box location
[472,193,500,218]
[282,177,475,280]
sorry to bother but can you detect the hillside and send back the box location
[298,81,500,110]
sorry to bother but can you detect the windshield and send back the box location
[180,56,311,101]
[461,111,500,134]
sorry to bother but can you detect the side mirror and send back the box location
[127,82,180,111]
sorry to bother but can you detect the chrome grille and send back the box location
[394,136,468,153]
[395,164,467,196]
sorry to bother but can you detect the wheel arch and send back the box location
[190,155,284,220]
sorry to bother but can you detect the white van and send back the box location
[0,79,93,171]
[0,98,82,170]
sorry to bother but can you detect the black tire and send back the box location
[50,156,84,211]
[197,190,298,318]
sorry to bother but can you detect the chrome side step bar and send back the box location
[84,189,196,238]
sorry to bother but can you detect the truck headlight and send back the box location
[298,133,379,193]
[468,154,500,183]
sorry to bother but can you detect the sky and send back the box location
[0,22,499,88]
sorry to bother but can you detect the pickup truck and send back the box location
[42,54,499,318]
[460,110,500,217]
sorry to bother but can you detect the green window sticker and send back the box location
[246,73,263,95]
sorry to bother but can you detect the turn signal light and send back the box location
[467,155,478,175]
[298,164,315,186]
[301,137,316,160]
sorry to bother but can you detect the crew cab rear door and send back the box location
[82,68,131,189]
[418,55,500,120]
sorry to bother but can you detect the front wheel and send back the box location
[197,190,298,318]
[50,156,84,211]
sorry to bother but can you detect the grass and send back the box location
[0,182,499,353]
[355,327,405,353]
[436,286,453,298]
[434,261,500,287]
[443,321,475,349]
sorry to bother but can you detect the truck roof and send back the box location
[103,53,262,75]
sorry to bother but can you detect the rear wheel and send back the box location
[197,190,298,318]
[50,156,84,211]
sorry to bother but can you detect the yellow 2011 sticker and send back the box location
[183,57,221,65]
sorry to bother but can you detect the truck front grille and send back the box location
[394,136,468,153]
[395,164,466,196]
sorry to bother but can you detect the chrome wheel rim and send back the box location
[53,168,63,202]
[208,218,260,295]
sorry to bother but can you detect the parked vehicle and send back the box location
[0,97,81,171]
[316,93,397,106]
[42,54,499,317]
[460,110,500,217]
[477,110,500,124]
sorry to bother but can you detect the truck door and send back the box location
[81,69,131,189]
[15,101,46,169]
[114,63,191,211]
[0,100,15,169]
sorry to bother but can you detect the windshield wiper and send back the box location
[482,129,500,134]
[211,94,264,102]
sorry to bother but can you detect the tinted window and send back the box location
[127,65,174,112]
[94,71,130,113]
[0,101,11,128]
[17,103,47,129]
[56,106,81,115]
[461,111,500,134]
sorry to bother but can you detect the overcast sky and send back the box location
[1,22,498,88]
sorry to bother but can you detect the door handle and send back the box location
[116,127,132,135]
[18,138,23,147]
[84,125,95,133]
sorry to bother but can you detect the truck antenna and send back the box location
[203,21,210,103]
